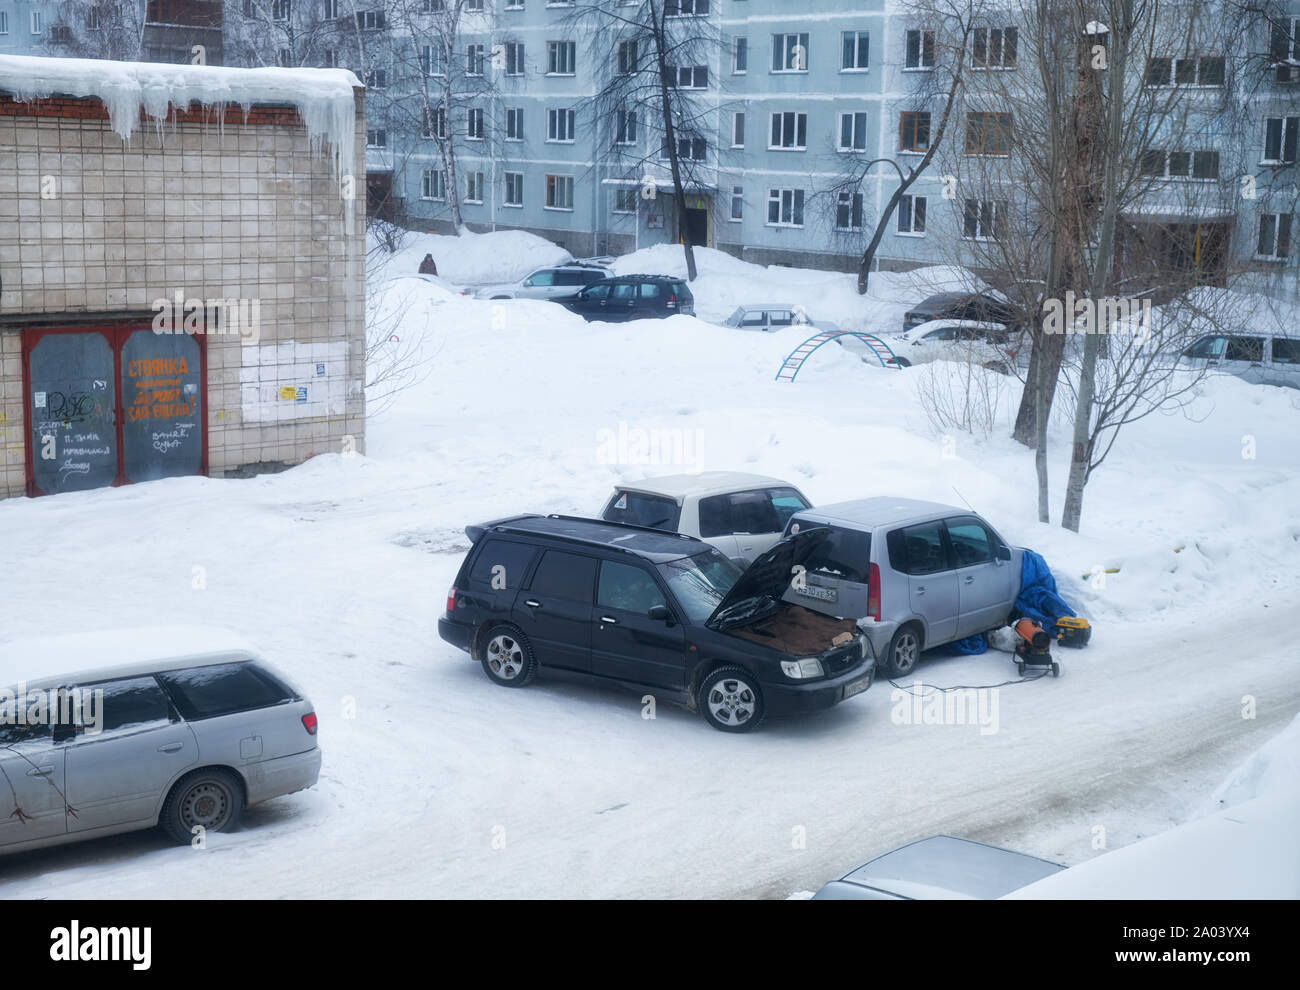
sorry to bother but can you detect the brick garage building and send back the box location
[0,56,367,498]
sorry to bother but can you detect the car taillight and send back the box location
[446,586,457,613]
[302,712,318,735]
[666,293,677,309]
[867,563,881,622]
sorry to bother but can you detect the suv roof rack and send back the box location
[472,513,702,558]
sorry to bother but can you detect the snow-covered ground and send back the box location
[1,235,1297,898]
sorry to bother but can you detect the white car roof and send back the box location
[614,471,798,502]
[0,626,259,692]
[733,304,799,312]
[793,496,964,529]
[906,319,1010,336]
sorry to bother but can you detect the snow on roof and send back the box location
[0,54,362,223]
[615,471,796,500]
[0,625,258,691]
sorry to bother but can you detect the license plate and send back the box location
[797,585,837,603]
[842,674,872,700]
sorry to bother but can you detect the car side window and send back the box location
[769,311,794,327]
[528,550,597,603]
[1224,336,1264,362]
[469,539,537,590]
[768,488,810,529]
[729,490,779,534]
[156,663,294,721]
[1184,335,1226,359]
[597,560,667,614]
[697,494,733,538]
[555,271,587,286]
[611,283,636,300]
[926,327,958,341]
[525,270,555,287]
[1271,338,1300,365]
[583,271,606,284]
[81,675,175,734]
[888,522,949,575]
[639,283,661,298]
[740,312,767,328]
[581,284,611,301]
[0,695,53,745]
[945,517,995,567]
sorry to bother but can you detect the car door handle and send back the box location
[26,766,54,777]
[599,616,618,625]
[157,742,185,753]
[524,599,541,608]
[915,586,926,595]
[963,575,975,584]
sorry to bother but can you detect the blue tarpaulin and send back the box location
[947,634,989,655]
[1015,549,1077,627]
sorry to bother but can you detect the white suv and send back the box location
[599,472,812,564]
[474,264,611,301]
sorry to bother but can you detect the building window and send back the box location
[505,0,524,8]
[836,192,864,231]
[965,111,1013,155]
[1257,213,1293,260]
[733,37,748,74]
[839,111,868,151]
[1140,149,1220,180]
[466,172,484,204]
[842,31,869,71]
[366,129,387,148]
[897,194,927,235]
[613,188,637,214]
[422,107,447,139]
[972,27,1017,69]
[1144,55,1225,87]
[618,40,638,75]
[421,45,445,76]
[767,188,805,227]
[1270,18,1300,81]
[772,33,809,72]
[615,109,637,145]
[422,169,447,200]
[546,174,575,210]
[547,40,576,75]
[30,10,44,33]
[356,9,385,29]
[662,136,707,161]
[729,185,744,221]
[273,0,290,21]
[962,199,1004,240]
[466,0,483,9]
[504,171,524,206]
[422,0,446,10]
[87,7,101,29]
[666,0,709,14]
[467,44,485,76]
[0,12,8,34]
[900,111,931,152]
[364,67,387,88]
[324,0,340,19]
[467,107,485,140]
[323,50,338,68]
[547,108,576,142]
[673,65,709,88]
[279,49,293,67]
[905,28,935,69]
[732,112,745,148]
[1262,117,1298,164]
[504,42,525,76]
[506,107,524,141]
[769,111,807,150]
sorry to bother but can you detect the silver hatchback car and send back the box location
[0,627,321,855]
[782,498,1023,676]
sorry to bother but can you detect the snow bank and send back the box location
[0,55,361,221]
[368,227,573,285]
[1206,711,1300,811]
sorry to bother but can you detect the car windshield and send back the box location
[657,549,743,622]
[789,521,872,583]
[602,490,681,530]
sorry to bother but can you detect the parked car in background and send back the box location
[1180,332,1300,389]
[562,274,695,321]
[781,498,1023,676]
[600,472,811,564]
[0,627,321,855]
[891,319,1022,373]
[813,835,1064,899]
[721,305,840,333]
[438,515,876,732]
[473,263,611,301]
[903,291,1019,333]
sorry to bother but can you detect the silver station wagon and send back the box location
[0,627,320,855]
[782,498,1024,676]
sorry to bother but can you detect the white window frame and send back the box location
[733,37,748,74]
[547,107,576,143]
[971,26,1018,70]
[505,106,524,141]
[838,111,868,152]
[467,107,485,140]
[466,171,485,204]
[612,188,638,214]
[618,39,638,75]
[504,171,525,207]
[768,111,807,151]
[836,191,865,231]
[771,32,809,73]
[615,109,638,145]
[467,43,485,76]
[421,168,446,201]
[366,128,387,148]
[547,40,576,76]
[729,185,744,222]
[766,187,805,227]
[841,31,869,72]
[897,194,927,236]
[674,65,709,89]
[904,28,935,70]
[0,12,9,35]
[1255,212,1292,261]
[962,198,1004,241]
[505,41,525,76]
[30,9,44,34]
[1141,148,1220,181]
[731,112,745,148]
[1262,116,1298,164]
[545,173,575,211]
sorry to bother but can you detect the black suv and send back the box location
[438,515,875,732]
[560,274,695,322]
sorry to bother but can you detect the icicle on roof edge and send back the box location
[0,55,363,229]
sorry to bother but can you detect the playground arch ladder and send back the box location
[775,329,901,382]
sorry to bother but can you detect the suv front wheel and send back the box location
[480,624,538,687]
[697,665,766,733]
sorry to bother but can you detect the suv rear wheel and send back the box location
[697,665,766,733]
[160,768,243,844]
[884,625,922,678]
[481,624,538,687]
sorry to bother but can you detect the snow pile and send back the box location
[1206,711,1300,811]
[0,54,361,221]
[368,227,573,285]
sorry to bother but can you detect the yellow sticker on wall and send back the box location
[279,386,298,400]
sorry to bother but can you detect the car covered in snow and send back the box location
[781,498,1023,677]
[813,835,1064,899]
[890,319,1022,372]
[721,304,840,333]
[0,627,321,856]
[599,472,811,564]
[1179,331,1300,389]
[472,263,611,301]
[902,291,1020,333]
[438,515,876,732]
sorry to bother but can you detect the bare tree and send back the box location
[46,0,148,61]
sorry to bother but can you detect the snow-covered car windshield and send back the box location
[657,549,743,622]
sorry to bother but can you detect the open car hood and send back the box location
[706,527,831,629]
